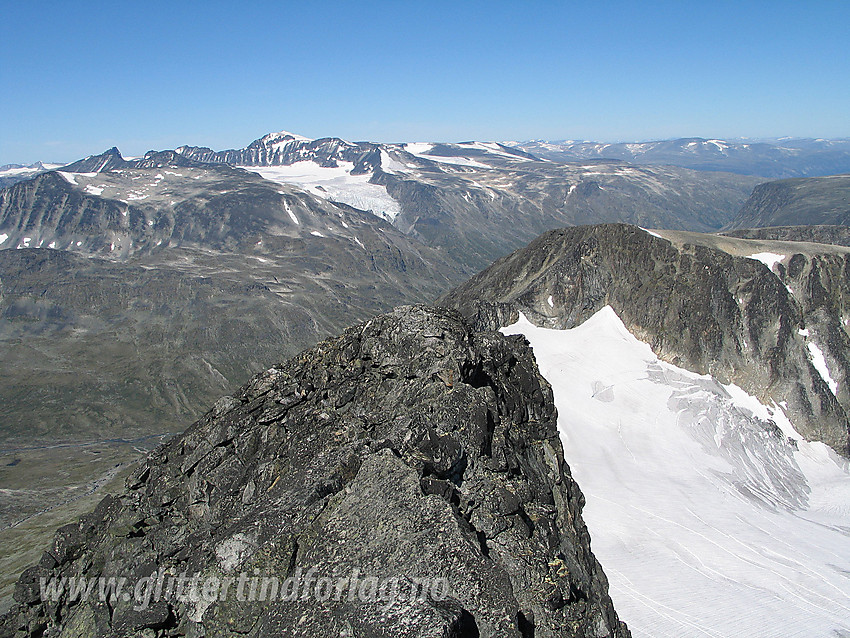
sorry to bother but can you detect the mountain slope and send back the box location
[440,223,850,456]
[1,306,630,638]
[0,151,469,604]
[724,174,850,230]
[0,160,466,445]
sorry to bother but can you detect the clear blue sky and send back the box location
[1,0,848,164]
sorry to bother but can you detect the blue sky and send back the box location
[1,0,848,164]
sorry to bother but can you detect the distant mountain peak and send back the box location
[260,129,313,143]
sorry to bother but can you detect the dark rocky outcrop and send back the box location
[62,148,212,174]
[440,224,850,456]
[0,305,629,638]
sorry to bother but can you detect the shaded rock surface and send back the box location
[439,224,850,456]
[0,305,628,638]
[724,174,850,230]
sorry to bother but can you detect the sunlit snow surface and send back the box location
[502,307,850,638]
[747,252,786,271]
[241,162,401,221]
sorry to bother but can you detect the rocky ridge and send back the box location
[440,224,850,456]
[0,305,629,638]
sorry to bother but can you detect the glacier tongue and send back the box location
[502,306,850,638]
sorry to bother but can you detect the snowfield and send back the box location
[502,307,850,638]
[242,161,401,221]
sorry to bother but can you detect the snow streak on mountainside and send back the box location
[503,307,850,638]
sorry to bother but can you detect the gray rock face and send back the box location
[0,305,628,638]
[439,224,850,456]
[176,131,381,175]
[724,174,850,230]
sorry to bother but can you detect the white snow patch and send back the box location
[807,341,838,394]
[379,149,409,174]
[282,201,299,225]
[747,252,785,270]
[265,130,312,143]
[310,230,325,238]
[243,162,401,222]
[0,233,8,245]
[798,328,810,337]
[353,236,365,249]
[459,141,528,160]
[403,142,434,155]
[409,152,489,169]
[502,307,850,638]
[58,172,78,185]
[547,295,554,308]
[84,184,104,196]
[48,241,56,249]
[75,241,82,247]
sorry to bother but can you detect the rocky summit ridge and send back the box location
[0,305,629,638]
[440,223,850,456]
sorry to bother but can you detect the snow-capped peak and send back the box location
[262,130,313,144]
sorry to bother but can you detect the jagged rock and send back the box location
[439,224,850,455]
[0,305,629,638]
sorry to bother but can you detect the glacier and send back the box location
[502,306,850,638]
[241,161,401,221]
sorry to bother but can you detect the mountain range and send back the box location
[512,137,850,178]
[2,129,850,635]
